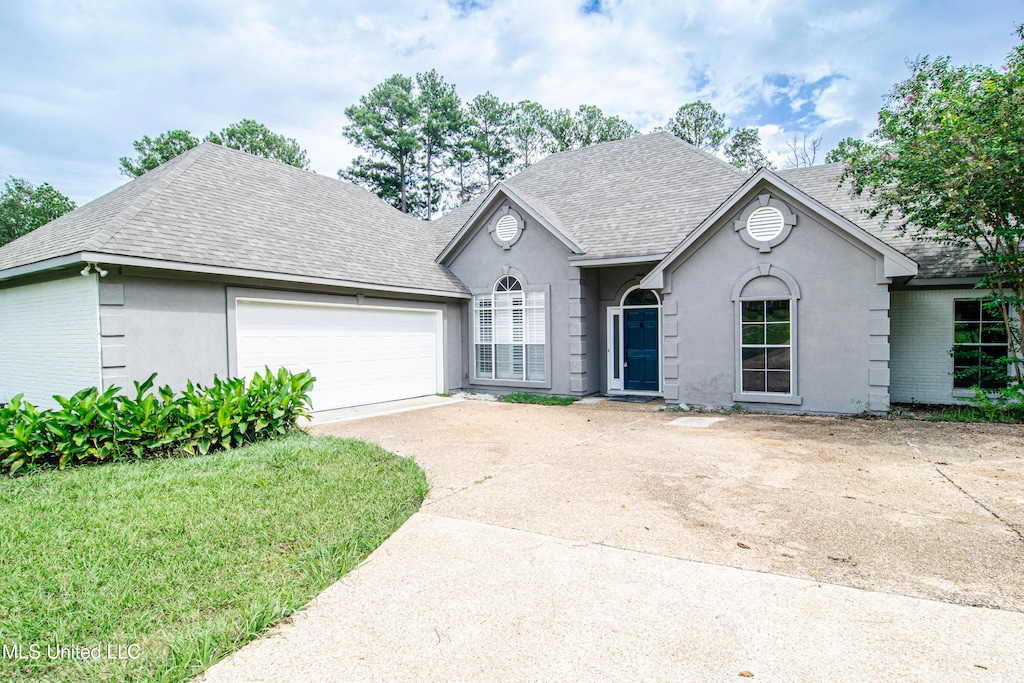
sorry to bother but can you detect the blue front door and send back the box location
[624,308,659,391]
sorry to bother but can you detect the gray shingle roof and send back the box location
[435,135,980,279]
[434,132,749,260]
[777,164,984,279]
[0,143,468,295]
[2,136,980,289]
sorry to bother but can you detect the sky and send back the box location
[1,0,1021,205]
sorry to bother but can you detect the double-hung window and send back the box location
[475,276,545,381]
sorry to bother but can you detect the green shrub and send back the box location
[955,383,1024,422]
[499,392,579,406]
[0,368,314,475]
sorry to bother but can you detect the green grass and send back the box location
[0,434,427,683]
[499,392,579,406]
[921,405,1024,423]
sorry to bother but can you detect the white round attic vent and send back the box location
[745,206,785,242]
[495,215,518,242]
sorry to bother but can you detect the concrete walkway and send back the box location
[201,402,1024,682]
[202,513,1022,682]
[303,394,462,426]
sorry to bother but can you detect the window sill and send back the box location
[732,392,803,406]
[471,377,552,390]
[952,388,1007,398]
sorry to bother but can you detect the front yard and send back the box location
[0,434,427,683]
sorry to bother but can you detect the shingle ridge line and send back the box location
[83,146,214,253]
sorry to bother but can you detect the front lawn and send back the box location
[0,434,427,683]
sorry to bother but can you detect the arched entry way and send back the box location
[607,287,661,393]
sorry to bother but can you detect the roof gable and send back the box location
[640,169,918,289]
[436,182,582,265]
[433,132,749,260]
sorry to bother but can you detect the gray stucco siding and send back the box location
[660,196,892,414]
[100,275,229,393]
[446,198,576,395]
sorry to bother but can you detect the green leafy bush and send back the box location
[957,384,1024,423]
[0,368,314,475]
[499,392,579,406]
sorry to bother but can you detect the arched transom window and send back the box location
[474,276,546,381]
[623,288,660,307]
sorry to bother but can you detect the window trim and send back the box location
[471,275,551,389]
[488,206,526,250]
[732,193,798,253]
[951,298,1011,391]
[731,265,802,405]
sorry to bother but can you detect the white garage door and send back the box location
[235,299,443,411]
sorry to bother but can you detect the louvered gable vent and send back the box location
[746,206,785,241]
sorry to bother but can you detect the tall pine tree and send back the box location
[341,74,421,214]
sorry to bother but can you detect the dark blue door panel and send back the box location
[624,308,658,391]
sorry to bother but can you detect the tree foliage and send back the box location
[448,123,483,207]
[468,92,515,188]
[841,27,1024,388]
[0,177,76,246]
[120,122,309,178]
[206,119,310,169]
[725,127,772,172]
[825,136,870,165]
[416,70,463,220]
[548,104,639,152]
[664,101,730,152]
[337,72,649,215]
[661,101,771,170]
[119,130,200,177]
[341,74,422,215]
[510,100,553,170]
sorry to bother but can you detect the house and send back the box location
[0,133,1001,413]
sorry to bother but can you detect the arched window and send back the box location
[474,276,546,381]
[495,276,522,292]
[732,265,801,403]
[623,288,660,307]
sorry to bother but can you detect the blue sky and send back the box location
[0,0,1021,205]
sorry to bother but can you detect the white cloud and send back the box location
[0,0,1020,203]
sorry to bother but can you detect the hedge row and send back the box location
[0,368,314,475]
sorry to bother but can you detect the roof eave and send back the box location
[568,253,669,267]
[0,253,88,282]
[0,252,471,299]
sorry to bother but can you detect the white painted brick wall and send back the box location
[0,275,101,409]
[890,288,986,404]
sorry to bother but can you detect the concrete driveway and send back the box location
[201,400,1024,682]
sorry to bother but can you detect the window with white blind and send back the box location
[475,276,545,381]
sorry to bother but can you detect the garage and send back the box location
[234,298,444,411]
